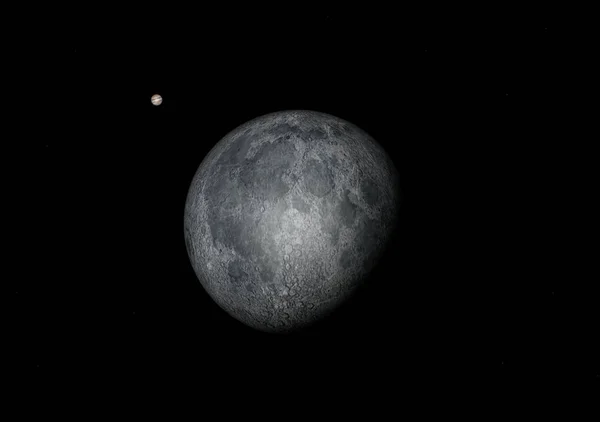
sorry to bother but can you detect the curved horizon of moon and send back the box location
[184,110,401,333]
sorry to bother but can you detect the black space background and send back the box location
[14,8,598,407]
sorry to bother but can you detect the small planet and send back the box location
[184,110,401,333]
[151,94,162,106]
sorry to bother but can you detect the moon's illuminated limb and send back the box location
[184,110,401,333]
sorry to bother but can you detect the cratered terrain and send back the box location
[184,110,401,333]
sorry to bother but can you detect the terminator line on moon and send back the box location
[184,110,401,333]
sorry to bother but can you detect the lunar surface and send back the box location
[184,110,401,333]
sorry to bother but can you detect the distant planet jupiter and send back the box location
[184,110,401,333]
[151,94,162,106]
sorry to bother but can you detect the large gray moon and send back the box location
[184,110,401,333]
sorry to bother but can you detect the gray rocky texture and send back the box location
[184,110,401,333]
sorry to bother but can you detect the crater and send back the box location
[184,229,194,258]
[303,158,334,198]
[339,248,354,270]
[330,124,344,138]
[228,259,247,283]
[338,189,357,227]
[208,212,263,262]
[268,122,302,138]
[254,136,297,168]
[356,218,384,273]
[240,164,292,202]
[218,129,256,165]
[291,195,310,213]
[360,178,381,206]
[307,128,327,140]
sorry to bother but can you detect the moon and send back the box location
[151,94,162,106]
[184,110,401,333]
